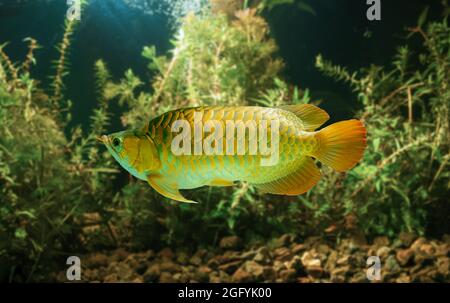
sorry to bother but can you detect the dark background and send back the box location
[0,0,444,130]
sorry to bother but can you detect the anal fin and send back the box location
[253,158,320,195]
[147,174,197,203]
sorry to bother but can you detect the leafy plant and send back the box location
[104,5,449,246]
[0,3,118,282]
[0,0,448,283]
[309,15,449,238]
[100,6,299,248]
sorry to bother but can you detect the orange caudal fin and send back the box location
[314,120,367,172]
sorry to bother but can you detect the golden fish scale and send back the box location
[147,106,317,185]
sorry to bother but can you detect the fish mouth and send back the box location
[96,135,109,144]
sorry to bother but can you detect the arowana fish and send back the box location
[99,104,367,203]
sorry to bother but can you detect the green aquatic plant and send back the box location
[0,0,448,282]
[103,5,449,247]
[257,0,316,16]
[50,16,79,106]
[107,5,449,249]
[309,17,449,238]
[0,23,118,283]
[20,38,39,74]
[0,43,19,89]
[210,0,316,17]
[51,0,89,106]
[100,6,304,247]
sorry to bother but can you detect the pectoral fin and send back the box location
[147,174,197,203]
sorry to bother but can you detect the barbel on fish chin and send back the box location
[99,104,367,203]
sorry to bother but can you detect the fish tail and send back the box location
[314,120,367,172]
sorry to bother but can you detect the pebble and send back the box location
[55,235,449,283]
[301,251,321,268]
[279,269,296,282]
[373,236,390,247]
[396,248,414,266]
[220,236,242,250]
[218,260,242,274]
[231,268,252,283]
[292,243,307,254]
[376,246,392,259]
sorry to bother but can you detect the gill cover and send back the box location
[123,133,161,174]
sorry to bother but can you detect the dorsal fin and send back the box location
[253,158,320,196]
[279,104,329,131]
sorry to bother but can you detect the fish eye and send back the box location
[112,137,121,147]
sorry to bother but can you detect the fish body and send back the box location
[100,104,367,203]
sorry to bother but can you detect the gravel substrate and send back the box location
[55,233,450,283]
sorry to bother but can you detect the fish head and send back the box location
[98,129,161,180]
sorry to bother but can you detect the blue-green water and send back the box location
[0,0,442,130]
[1,0,448,283]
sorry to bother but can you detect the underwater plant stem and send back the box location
[106,221,119,247]
[407,86,413,124]
[409,26,447,68]
[206,186,212,210]
[362,82,423,121]
[378,82,423,107]
[186,59,195,104]
[8,266,16,283]
[0,45,18,88]
[26,251,43,283]
[378,139,428,169]
[231,182,249,209]
[351,138,428,197]
[83,168,120,173]
[52,1,89,105]
[152,49,181,106]
[407,86,413,142]
[427,108,448,177]
[26,203,80,282]
[21,38,38,74]
[0,143,13,159]
[52,19,77,106]
[210,36,227,103]
[428,154,449,191]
